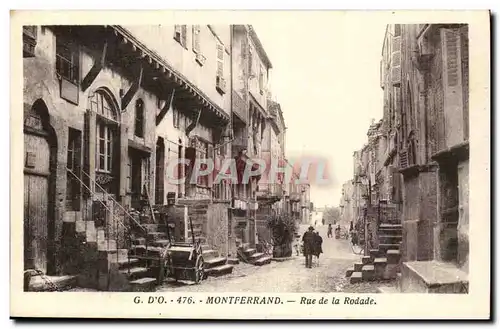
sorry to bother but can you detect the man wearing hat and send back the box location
[302,226,316,268]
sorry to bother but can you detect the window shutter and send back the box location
[126,156,132,193]
[216,43,224,76]
[207,144,214,188]
[174,25,182,42]
[83,110,91,197]
[441,28,465,147]
[192,25,201,53]
[181,25,187,48]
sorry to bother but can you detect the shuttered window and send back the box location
[216,43,224,77]
[174,25,188,48]
[192,25,201,53]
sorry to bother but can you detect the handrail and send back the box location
[76,169,147,233]
[66,168,127,231]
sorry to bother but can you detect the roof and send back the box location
[248,25,273,69]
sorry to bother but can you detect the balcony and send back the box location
[257,183,283,203]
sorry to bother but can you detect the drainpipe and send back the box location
[227,24,234,259]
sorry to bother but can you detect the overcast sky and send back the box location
[253,16,387,208]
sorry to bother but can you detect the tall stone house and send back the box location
[230,25,274,250]
[386,24,469,292]
[22,24,235,287]
[23,25,163,278]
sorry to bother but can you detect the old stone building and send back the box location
[123,25,233,256]
[385,24,469,292]
[23,25,161,283]
[230,25,274,250]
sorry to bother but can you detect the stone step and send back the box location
[249,252,264,260]
[350,271,362,284]
[369,249,381,259]
[119,267,149,280]
[134,237,146,245]
[227,257,240,265]
[129,245,163,258]
[373,258,388,279]
[379,224,402,229]
[354,262,364,272]
[117,257,141,269]
[362,264,375,281]
[151,239,170,248]
[379,228,402,236]
[147,232,167,241]
[202,249,219,260]
[345,266,355,278]
[378,243,400,253]
[205,264,234,277]
[97,239,117,251]
[243,248,256,256]
[187,228,203,236]
[204,257,227,269]
[379,235,403,244]
[361,256,372,265]
[129,277,157,292]
[254,256,272,266]
[386,249,401,264]
[63,211,82,223]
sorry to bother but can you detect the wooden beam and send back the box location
[81,41,108,92]
[121,65,143,111]
[156,88,176,126]
[186,108,202,136]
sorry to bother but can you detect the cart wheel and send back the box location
[194,255,205,284]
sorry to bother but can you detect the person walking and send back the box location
[313,231,323,266]
[327,223,333,238]
[302,226,315,268]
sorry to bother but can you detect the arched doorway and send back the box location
[24,99,57,274]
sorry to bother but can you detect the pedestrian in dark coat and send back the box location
[313,232,323,265]
[302,226,315,268]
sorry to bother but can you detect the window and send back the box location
[97,123,113,173]
[174,25,187,48]
[56,34,79,84]
[23,26,37,57]
[134,99,144,138]
[394,24,401,37]
[192,25,201,53]
[216,42,224,77]
[89,91,118,174]
[248,47,253,76]
[259,65,265,93]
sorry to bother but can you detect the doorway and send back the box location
[23,100,56,275]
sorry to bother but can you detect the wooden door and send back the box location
[24,132,51,274]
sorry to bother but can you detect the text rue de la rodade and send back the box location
[205,296,376,305]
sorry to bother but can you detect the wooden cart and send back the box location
[156,211,206,284]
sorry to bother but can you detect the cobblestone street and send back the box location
[157,225,396,293]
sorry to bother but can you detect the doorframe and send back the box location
[24,99,58,275]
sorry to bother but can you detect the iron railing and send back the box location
[66,169,149,289]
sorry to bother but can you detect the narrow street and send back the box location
[157,225,395,293]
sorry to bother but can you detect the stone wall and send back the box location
[206,202,230,257]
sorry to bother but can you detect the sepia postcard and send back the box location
[10,9,491,319]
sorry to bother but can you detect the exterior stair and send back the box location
[202,245,234,277]
[346,223,402,284]
[237,242,272,266]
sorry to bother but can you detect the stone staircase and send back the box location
[61,211,158,292]
[346,223,402,284]
[237,241,272,266]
